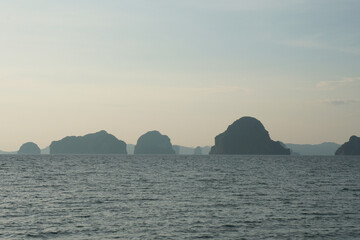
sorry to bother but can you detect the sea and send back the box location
[0,155,359,239]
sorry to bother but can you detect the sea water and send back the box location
[0,155,359,239]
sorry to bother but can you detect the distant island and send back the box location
[194,146,202,155]
[210,116,290,155]
[18,142,41,155]
[285,142,340,156]
[127,144,210,155]
[1,117,358,156]
[134,131,175,154]
[50,130,127,154]
[172,145,211,155]
[41,146,50,154]
[335,136,360,155]
[0,150,16,155]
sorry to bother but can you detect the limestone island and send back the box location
[18,142,41,155]
[134,130,175,154]
[50,130,127,154]
[210,116,290,155]
[335,135,360,155]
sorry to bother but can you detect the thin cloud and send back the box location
[186,86,251,94]
[321,99,359,106]
[316,77,360,90]
[284,33,360,56]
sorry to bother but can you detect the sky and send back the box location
[0,0,359,150]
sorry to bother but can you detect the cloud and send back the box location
[285,34,360,56]
[184,0,309,12]
[316,77,360,90]
[291,41,360,55]
[321,99,359,106]
[186,85,251,94]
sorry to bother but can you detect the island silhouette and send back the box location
[50,130,127,154]
[1,116,359,155]
[18,142,41,155]
[134,131,175,154]
[210,116,290,155]
[335,136,360,155]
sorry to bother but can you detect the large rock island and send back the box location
[50,130,127,154]
[134,130,175,154]
[18,142,41,154]
[335,135,360,155]
[210,117,290,155]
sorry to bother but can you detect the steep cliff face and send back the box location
[134,131,175,154]
[50,130,127,154]
[18,142,41,154]
[210,117,290,155]
[335,136,360,155]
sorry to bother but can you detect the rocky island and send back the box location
[50,130,127,154]
[210,116,290,155]
[18,142,41,154]
[134,130,175,154]
[335,135,360,155]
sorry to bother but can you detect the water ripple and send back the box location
[0,155,359,239]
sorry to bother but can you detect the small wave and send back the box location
[342,188,360,192]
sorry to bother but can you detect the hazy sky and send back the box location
[1,0,359,150]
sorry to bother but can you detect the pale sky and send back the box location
[1,0,359,150]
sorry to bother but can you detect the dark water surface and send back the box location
[0,155,359,239]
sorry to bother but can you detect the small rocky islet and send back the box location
[17,142,41,155]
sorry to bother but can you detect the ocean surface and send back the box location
[0,155,359,239]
